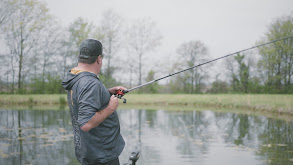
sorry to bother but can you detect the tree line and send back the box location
[0,0,292,94]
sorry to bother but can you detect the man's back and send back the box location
[62,71,125,165]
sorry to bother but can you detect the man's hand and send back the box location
[108,86,128,95]
[108,95,119,113]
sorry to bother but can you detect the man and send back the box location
[62,39,125,165]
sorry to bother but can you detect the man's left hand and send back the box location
[108,86,128,95]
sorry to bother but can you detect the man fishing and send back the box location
[62,39,125,165]
[60,35,291,165]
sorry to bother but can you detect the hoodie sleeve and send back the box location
[77,79,104,127]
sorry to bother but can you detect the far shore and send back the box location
[0,94,292,115]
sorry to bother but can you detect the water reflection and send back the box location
[0,108,292,165]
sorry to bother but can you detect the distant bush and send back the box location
[59,96,66,105]
[28,97,33,104]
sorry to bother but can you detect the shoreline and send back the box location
[0,94,292,115]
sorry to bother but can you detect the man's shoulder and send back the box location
[77,72,101,87]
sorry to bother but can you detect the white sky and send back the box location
[44,0,293,83]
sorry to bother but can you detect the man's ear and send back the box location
[96,56,101,64]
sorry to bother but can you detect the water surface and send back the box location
[0,108,292,165]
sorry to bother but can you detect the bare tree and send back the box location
[29,18,63,92]
[0,0,14,25]
[177,40,209,93]
[2,0,52,92]
[0,0,16,93]
[95,9,123,79]
[125,18,162,85]
[59,33,74,79]
[124,43,137,88]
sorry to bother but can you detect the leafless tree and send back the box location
[29,18,63,90]
[125,18,162,85]
[95,9,124,79]
[0,0,14,26]
[2,0,53,92]
[177,40,209,93]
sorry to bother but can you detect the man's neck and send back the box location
[76,63,100,75]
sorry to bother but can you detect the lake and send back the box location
[0,108,292,165]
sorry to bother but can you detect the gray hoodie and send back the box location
[62,71,125,165]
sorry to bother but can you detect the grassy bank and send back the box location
[0,94,67,105]
[125,94,293,114]
[0,94,292,114]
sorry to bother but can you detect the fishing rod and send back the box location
[115,35,293,103]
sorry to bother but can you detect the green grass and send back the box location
[0,94,292,114]
[124,94,293,113]
[0,94,64,105]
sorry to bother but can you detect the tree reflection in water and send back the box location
[0,109,292,165]
[0,109,78,165]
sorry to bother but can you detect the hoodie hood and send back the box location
[62,71,98,90]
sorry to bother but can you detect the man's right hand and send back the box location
[108,95,119,113]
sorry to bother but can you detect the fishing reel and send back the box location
[129,151,140,165]
[115,89,129,104]
[123,151,140,165]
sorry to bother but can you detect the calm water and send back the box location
[0,108,292,165]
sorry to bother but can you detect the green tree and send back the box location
[68,17,94,56]
[257,15,293,93]
[168,61,190,93]
[208,74,229,93]
[60,17,94,79]
[30,74,62,94]
[234,54,250,93]
[226,53,251,93]
[143,70,159,93]
[169,72,191,93]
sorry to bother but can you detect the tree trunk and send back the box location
[42,58,47,94]
[107,38,112,78]
[18,26,23,92]
[138,53,142,85]
[191,69,194,93]
[129,64,133,88]
[18,48,23,91]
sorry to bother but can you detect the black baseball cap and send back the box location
[79,39,104,59]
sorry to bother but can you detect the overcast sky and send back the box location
[44,0,293,82]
